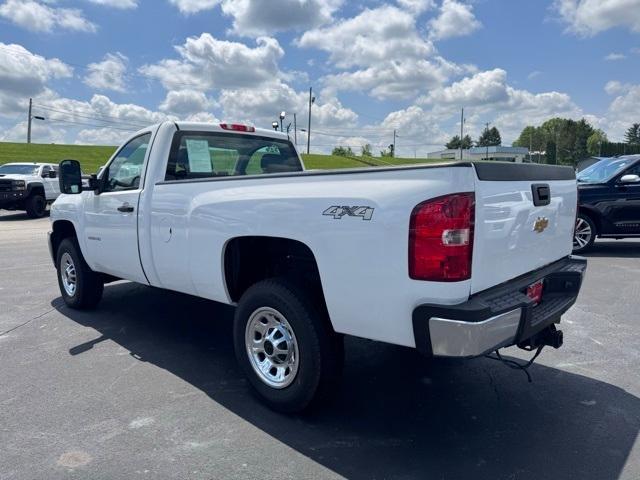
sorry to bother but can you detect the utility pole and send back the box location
[293,113,297,146]
[529,130,533,163]
[485,122,490,161]
[459,108,464,161]
[27,98,32,144]
[392,129,396,158]
[307,87,313,155]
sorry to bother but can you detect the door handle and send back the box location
[117,203,134,213]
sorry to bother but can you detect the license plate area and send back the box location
[526,279,544,305]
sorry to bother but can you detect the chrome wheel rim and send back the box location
[60,252,77,297]
[574,217,592,249]
[245,307,299,389]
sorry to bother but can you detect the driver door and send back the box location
[611,163,640,234]
[83,133,151,283]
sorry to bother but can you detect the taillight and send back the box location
[409,192,475,282]
[220,123,255,132]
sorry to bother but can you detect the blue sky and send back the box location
[0,0,639,155]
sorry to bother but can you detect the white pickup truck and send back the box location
[0,162,60,217]
[49,122,586,412]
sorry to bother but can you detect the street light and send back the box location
[272,121,279,131]
[279,111,286,132]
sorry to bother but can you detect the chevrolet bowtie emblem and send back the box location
[533,217,549,233]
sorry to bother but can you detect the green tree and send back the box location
[587,130,608,156]
[624,123,640,144]
[477,126,502,147]
[361,144,372,157]
[445,134,473,149]
[332,146,354,157]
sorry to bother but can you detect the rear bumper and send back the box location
[412,256,587,357]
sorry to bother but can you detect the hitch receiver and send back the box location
[519,324,563,351]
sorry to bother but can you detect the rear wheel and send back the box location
[573,213,596,253]
[56,238,104,309]
[233,278,343,413]
[25,194,46,218]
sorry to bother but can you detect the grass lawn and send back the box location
[0,141,443,174]
[0,142,117,173]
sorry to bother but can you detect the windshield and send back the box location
[0,164,39,176]
[577,158,635,184]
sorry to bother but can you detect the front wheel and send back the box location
[56,238,104,309]
[25,194,46,218]
[233,278,343,413]
[573,213,596,253]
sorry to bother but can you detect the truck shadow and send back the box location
[0,211,50,221]
[582,240,640,258]
[54,283,639,480]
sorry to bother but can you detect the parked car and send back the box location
[574,155,640,252]
[0,162,61,218]
[49,122,586,412]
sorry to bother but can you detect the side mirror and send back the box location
[59,159,83,194]
[48,170,57,179]
[619,174,640,184]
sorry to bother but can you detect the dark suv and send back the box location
[574,155,640,252]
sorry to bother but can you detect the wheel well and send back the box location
[28,185,45,197]
[51,220,77,257]
[578,207,600,234]
[224,236,326,305]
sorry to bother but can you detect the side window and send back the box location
[165,132,302,181]
[104,133,151,192]
[41,166,51,178]
[623,163,640,177]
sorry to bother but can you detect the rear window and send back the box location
[165,131,302,181]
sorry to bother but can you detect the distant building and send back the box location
[428,146,530,162]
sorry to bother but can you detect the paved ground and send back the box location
[1,209,639,480]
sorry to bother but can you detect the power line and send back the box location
[33,104,150,129]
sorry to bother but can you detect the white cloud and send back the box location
[605,80,632,95]
[397,0,435,14]
[159,90,216,115]
[0,43,72,115]
[75,127,132,146]
[0,0,96,33]
[140,34,284,91]
[217,81,357,131]
[85,53,128,92]
[168,0,220,14]
[428,0,481,41]
[420,68,510,106]
[602,83,640,140]
[297,6,435,69]
[554,0,640,36]
[221,0,342,36]
[85,0,137,8]
[412,68,584,144]
[322,57,467,100]
[0,119,68,143]
[528,70,542,80]
[604,52,626,61]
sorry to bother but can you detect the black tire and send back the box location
[573,213,596,253]
[25,194,46,218]
[56,238,104,309]
[233,278,343,413]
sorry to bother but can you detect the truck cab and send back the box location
[0,162,61,218]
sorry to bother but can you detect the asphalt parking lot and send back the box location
[1,210,639,480]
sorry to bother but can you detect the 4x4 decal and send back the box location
[323,206,374,221]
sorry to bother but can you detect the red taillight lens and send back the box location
[409,192,475,282]
[220,123,255,132]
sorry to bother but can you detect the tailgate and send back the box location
[471,162,577,294]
